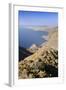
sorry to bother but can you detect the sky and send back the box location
[19,10,58,27]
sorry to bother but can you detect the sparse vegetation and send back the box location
[19,48,58,79]
[18,29,58,79]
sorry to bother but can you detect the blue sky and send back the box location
[19,10,58,27]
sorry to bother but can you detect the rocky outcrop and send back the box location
[28,44,39,53]
[19,48,58,79]
[18,28,58,79]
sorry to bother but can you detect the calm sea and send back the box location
[19,27,48,48]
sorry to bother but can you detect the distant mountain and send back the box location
[22,25,58,31]
[25,25,49,31]
[19,47,33,61]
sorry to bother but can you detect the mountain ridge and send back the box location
[19,28,58,78]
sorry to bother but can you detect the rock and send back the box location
[19,48,58,79]
[37,71,47,78]
[18,28,58,79]
[28,44,39,53]
[19,69,28,79]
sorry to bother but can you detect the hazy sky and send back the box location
[19,10,58,27]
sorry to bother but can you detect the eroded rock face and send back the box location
[19,29,58,79]
[18,48,58,79]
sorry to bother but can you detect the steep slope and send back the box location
[19,28,58,79]
[19,48,58,79]
[21,30,58,61]
[47,30,58,50]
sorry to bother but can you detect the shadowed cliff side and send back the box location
[19,47,33,61]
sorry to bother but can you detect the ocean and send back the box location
[19,27,48,48]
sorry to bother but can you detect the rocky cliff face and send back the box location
[19,47,58,79]
[27,44,39,53]
[18,29,58,79]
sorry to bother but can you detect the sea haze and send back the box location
[19,27,48,48]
